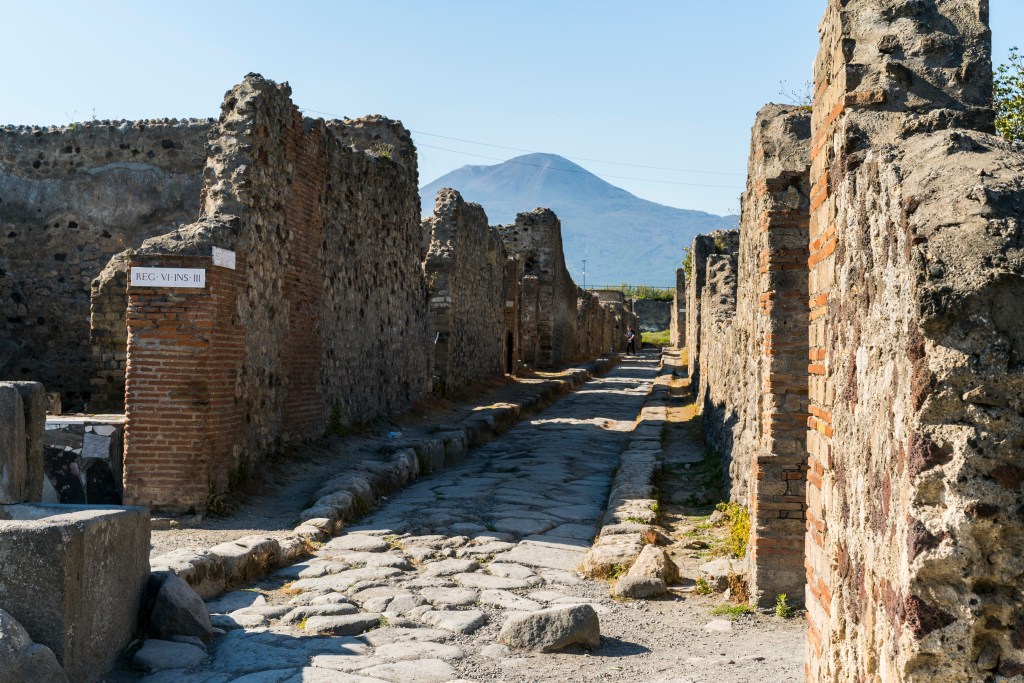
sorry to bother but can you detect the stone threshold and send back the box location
[152,355,621,600]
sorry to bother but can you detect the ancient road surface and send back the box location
[124,351,802,683]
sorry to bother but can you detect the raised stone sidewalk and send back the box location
[121,352,660,681]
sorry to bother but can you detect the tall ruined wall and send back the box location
[496,209,579,367]
[686,231,737,387]
[423,188,507,394]
[0,119,211,408]
[806,3,1024,682]
[89,251,131,411]
[670,268,686,349]
[124,75,430,512]
[631,298,671,332]
[502,257,522,374]
[740,105,811,607]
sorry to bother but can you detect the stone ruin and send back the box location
[688,1,1024,681]
[670,267,686,349]
[0,73,635,515]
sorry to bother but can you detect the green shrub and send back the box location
[775,593,794,619]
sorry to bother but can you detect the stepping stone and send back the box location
[420,609,487,634]
[373,641,465,661]
[493,541,587,572]
[491,518,556,536]
[488,563,538,580]
[422,558,479,576]
[359,659,456,683]
[452,573,533,590]
[303,613,383,636]
[419,587,479,608]
[358,627,452,647]
[321,535,390,553]
[480,589,543,611]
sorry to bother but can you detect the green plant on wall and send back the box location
[995,47,1024,142]
[681,245,693,279]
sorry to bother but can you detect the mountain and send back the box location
[419,153,739,287]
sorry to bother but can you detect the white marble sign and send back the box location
[130,267,206,288]
[212,247,236,270]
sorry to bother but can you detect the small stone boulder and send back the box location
[699,557,745,593]
[613,575,666,599]
[499,604,600,652]
[149,572,214,641]
[0,608,68,683]
[627,545,680,584]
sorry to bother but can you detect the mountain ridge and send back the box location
[419,153,738,287]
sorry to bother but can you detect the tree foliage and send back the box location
[995,47,1024,142]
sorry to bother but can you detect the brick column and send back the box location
[123,254,245,513]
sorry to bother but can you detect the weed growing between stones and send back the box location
[775,593,794,619]
[695,576,713,595]
[711,603,755,620]
[715,501,750,558]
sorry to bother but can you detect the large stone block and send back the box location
[0,503,150,683]
[9,382,46,502]
[0,384,27,504]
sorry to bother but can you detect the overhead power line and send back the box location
[298,105,745,189]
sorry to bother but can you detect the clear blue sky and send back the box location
[2,1,1021,216]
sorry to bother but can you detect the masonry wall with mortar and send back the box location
[804,2,1024,681]
[631,298,671,333]
[496,209,580,368]
[0,120,211,409]
[422,188,509,394]
[670,267,686,349]
[685,231,737,390]
[123,75,430,513]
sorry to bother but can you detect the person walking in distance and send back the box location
[625,325,637,355]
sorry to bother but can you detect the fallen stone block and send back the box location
[0,608,68,683]
[499,604,600,652]
[0,503,149,682]
[613,575,667,599]
[148,572,214,641]
[626,544,680,584]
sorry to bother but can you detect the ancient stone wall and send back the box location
[0,119,211,409]
[502,257,522,374]
[805,2,1024,681]
[422,188,508,394]
[88,251,130,411]
[575,290,606,360]
[631,298,671,332]
[123,75,430,513]
[497,209,579,367]
[670,268,686,349]
[686,230,739,393]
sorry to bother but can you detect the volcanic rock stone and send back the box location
[499,604,600,652]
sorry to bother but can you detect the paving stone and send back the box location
[522,534,591,549]
[358,627,452,647]
[418,587,479,608]
[527,589,571,603]
[448,522,486,535]
[303,613,383,636]
[281,604,358,624]
[487,563,539,580]
[288,568,404,593]
[419,609,488,634]
[455,542,516,557]
[321,536,391,553]
[133,639,207,673]
[208,630,366,673]
[274,561,350,580]
[491,518,556,536]
[358,659,456,683]
[421,558,479,576]
[493,541,587,572]
[318,552,412,570]
[372,641,465,661]
[451,573,533,590]
[206,591,267,615]
[705,619,733,633]
[479,589,543,611]
[470,531,516,544]
[546,523,599,540]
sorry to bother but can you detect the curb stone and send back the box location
[580,350,671,580]
[151,356,620,599]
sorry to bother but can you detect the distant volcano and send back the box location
[420,153,738,287]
